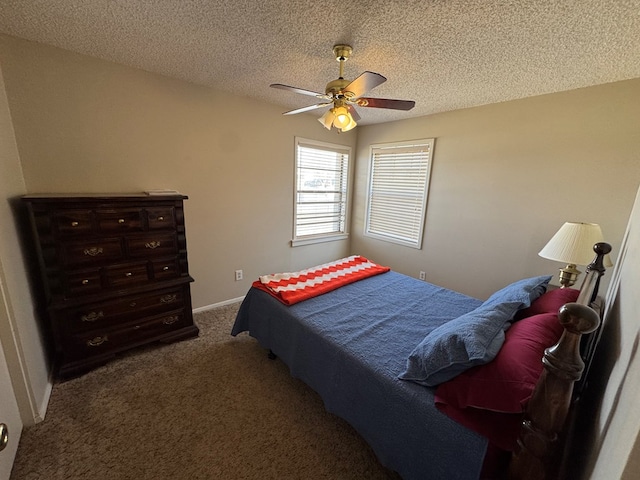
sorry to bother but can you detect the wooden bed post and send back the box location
[508,242,611,480]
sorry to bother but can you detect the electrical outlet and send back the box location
[235,269,243,281]
[419,271,426,281]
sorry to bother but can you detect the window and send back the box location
[365,139,434,249]
[292,138,351,246]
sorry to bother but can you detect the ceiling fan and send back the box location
[270,45,415,132]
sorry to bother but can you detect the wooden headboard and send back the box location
[509,242,612,480]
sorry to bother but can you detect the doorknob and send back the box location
[0,423,8,452]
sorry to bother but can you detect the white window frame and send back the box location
[364,139,435,249]
[291,137,351,247]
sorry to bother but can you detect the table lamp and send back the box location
[538,222,613,288]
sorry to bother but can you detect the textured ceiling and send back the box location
[0,0,639,125]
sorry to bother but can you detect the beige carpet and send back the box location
[10,303,400,480]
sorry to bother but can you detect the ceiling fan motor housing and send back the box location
[325,78,352,98]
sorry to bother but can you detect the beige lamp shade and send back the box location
[539,222,613,267]
[318,109,335,129]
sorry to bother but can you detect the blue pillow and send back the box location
[399,275,551,387]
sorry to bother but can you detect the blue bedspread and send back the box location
[231,271,488,480]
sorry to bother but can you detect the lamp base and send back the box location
[558,264,581,288]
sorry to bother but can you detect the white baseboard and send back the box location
[193,296,245,314]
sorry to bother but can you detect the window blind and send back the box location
[294,140,350,240]
[365,139,434,249]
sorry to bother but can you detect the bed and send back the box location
[231,249,610,480]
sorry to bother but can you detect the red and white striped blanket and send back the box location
[252,255,390,305]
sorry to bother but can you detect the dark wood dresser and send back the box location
[22,193,199,379]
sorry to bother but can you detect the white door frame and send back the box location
[0,265,23,480]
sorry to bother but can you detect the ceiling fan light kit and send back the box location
[318,104,357,132]
[271,44,415,132]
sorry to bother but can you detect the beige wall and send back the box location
[353,80,640,300]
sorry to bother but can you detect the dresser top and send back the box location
[22,192,188,202]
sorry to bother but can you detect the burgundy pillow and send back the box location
[514,287,580,320]
[435,311,566,450]
[434,311,564,414]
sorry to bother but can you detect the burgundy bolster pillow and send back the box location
[514,287,580,320]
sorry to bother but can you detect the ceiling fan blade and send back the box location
[357,97,416,111]
[343,71,386,98]
[283,103,332,115]
[270,83,328,99]
[346,104,361,122]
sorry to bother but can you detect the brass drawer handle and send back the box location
[160,294,177,304]
[0,423,8,452]
[81,279,90,285]
[162,266,170,271]
[118,218,125,224]
[71,221,79,227]
[81,311,104,322]
[83,247,104,256]
[125,272,133,277]
[87,336,108,347]
[162,316,179,325]
[157,216,164,221]
[145,241,161,249]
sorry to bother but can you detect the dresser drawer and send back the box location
[61,238,124,266]
[96,209,144,234]
[151,257,180,280]
[105,262,151,288]
[127,233,177,257]
[54,210,94,236]
[64,269,103,296]
[62,287,185,333]
[64,309,189,359]
[147,207,176,230]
